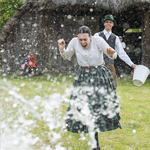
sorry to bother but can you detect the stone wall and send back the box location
[1,10,100,75]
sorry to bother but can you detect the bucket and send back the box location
[133,65,150,86]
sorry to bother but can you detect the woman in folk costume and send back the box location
[58,26,121,150]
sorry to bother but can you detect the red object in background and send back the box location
[26,54,38,68]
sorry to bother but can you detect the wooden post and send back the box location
[142,12,150,69]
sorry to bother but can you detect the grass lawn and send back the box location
[0,75,150,150]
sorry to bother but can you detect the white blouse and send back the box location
[60,36,117,67]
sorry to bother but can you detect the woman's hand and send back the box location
[107,48,116,58]
[57,39,65,53]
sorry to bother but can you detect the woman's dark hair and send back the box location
[77,26,92,36]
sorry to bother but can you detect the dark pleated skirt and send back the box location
[65,65,121,133]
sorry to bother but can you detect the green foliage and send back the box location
[0,0,27,30]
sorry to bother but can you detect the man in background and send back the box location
[94,14,136,88]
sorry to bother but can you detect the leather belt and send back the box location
[80,65,101,69]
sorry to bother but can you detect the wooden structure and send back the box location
[0,0,150,74]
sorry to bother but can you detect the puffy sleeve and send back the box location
[60,38,75,61]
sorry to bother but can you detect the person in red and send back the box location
[26,54,38,68]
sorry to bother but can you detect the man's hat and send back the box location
[102,15,116,24]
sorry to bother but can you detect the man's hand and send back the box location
[57,39,65,52]
[107,48,116,58]
[131,64,136,69]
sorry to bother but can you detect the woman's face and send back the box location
[78,33,91,49]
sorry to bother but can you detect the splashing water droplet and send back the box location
[132,129,136,133]
[13,103,17,108]
[67,15,72,19]
[61,24,64,28]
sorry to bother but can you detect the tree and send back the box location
[0,0,27,30]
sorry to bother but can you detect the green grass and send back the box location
[0,75,150,150]
[0,75,73,98]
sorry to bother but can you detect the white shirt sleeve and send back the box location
[115,36,134,66]
[97,36,117,60]
[60,38,75,61]
[94,33,99,36]
[122,42,126,49]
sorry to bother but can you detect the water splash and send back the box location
[0,78,71,150]
[0,76,123,149]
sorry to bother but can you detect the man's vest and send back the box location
[99,31,116,64]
